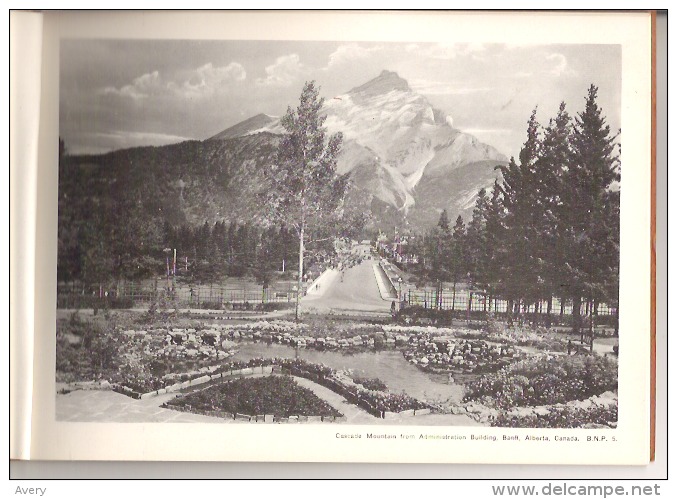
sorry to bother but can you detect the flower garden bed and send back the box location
[463,354,618,410]
[492,399,618,428]
[164,375,344,419]
[351,376,388,392]
[484,319,569,353]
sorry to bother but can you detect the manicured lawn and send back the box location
[167,375,343,418]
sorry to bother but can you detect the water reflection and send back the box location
[231,342,465,403]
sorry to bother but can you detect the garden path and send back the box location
[291,376,379,423]
[57,375,482,426]
[55,390,230,423]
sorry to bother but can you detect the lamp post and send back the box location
[163,248,172,291]
[397,277,403,310]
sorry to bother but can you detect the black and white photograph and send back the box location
[54,34,625,431]
[9,5,662,470]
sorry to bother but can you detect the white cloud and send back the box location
[510,53,576,79]
[410,79,491,95]
[406,42,486,60]
[325,44,383,69]
[546,53,577,77]
[462,128,512,135]
[101,130,193,145]
[99,62,247,100]
[169,62,246,98]
[101,70,161,100]
[513,70,534,79]
[255,54,304,87]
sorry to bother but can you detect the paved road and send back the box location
[301,256,391,314]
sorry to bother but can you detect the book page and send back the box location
[28,10,652,464]
[10,10,44,461]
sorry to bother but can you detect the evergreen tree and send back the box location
[252,231,275,300]
[448,215,467,311]
[437,209,451,232]
[561,84,620,339]
[483,179,506,307]
[425,213,452,309]
[466,188,490,291]
[536,102,573,323]
[496,108,542,312]
[226,221,238,273]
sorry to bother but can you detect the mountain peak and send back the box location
[349,70,411,96]
[208,112,277,141]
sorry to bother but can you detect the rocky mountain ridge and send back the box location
[61,70,508,233]
[209,70,507,226]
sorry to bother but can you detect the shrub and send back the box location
[395,306,454,326]
[254,302,291,312]
[463,354,618,409]
[492,405,618,428]
[108,297,135,309]
[197,300,223,310]
[484,320,568,352]
[56,313,121,382]
[352,376,388,392]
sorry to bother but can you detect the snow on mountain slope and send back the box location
[208,70,507,226]
[209,113,280,140]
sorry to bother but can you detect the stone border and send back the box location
[171,404,349,423]
[139,365,275,399]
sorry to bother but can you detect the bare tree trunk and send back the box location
[589,298,597,351]
[295,224,304,321]
[467,292,472,323]
[573,295,582,342]
[451,280,456,312]
[546,296,553,328]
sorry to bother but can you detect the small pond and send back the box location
[231,342,467,403]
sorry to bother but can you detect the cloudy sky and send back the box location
[60,40,621,158]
